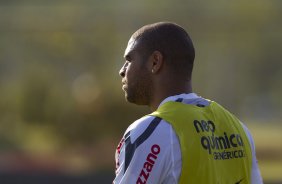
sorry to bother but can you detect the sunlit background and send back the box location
[0,0,281,183]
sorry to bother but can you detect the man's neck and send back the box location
[149,83,192,111]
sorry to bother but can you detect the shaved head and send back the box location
[131,22,195,80]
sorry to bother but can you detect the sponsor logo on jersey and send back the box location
[136,144,161,184]
[115,137,125,173]
[194,120,246,160]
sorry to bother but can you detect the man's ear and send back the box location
[149,51,163,74]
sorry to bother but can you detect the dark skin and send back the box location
[119,37,192,111]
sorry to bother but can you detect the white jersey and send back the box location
[113,93,263,184]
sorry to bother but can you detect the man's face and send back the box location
[119,37,152,105]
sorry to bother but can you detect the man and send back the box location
[114,22,263,184]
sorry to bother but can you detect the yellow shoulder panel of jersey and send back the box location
[150,101,252,184]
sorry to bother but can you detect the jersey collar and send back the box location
[158,93,199,108]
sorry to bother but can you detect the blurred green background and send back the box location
[0,0,281,183]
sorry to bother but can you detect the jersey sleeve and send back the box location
[113,116,181,184]
[242,123,263,184]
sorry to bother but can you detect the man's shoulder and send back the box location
[124,115,173,143]
[126,116,155,133]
